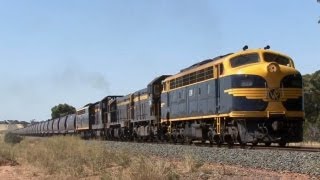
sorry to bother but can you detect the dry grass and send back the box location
[118,156,179,180]
[0,134,18,166]
[0,136,200,179]
[182,154,203,173]
[15,136,129,177]
[0,136,316,179]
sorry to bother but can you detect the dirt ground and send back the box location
[0,161,315,180]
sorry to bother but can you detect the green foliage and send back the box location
[303,70,320,141]
[4,132,23,144]
[51,103,76,119]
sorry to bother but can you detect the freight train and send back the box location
[13,47,304,146]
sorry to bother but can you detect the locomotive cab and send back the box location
[224,49,304,146]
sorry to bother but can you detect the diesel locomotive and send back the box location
[14,47,304,146]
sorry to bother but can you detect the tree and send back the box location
[51,103,76,119]
[30,119,38,125]
[303,70,320,141]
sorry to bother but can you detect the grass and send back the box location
[1,132,319,179]
[183,154,203,173]
[15,136,131,177]
[0,133,19,166]
[2,134,315,179]
[0,141,17,166]
[0,135,206,179]
[130,156,179,180]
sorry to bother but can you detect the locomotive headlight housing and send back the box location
[240,79,253,87]
[267,63,280,73]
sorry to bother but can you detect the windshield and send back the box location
[230,53,259,68]
[263,52,291,66]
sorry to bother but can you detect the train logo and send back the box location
[268,88,281,101]
[268,63,279,73]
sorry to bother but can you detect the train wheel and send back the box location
[208,130,214,146]
[173,136,178,144]
[278,141,286,147]
[237,134,246,148]
[214,138,222,147]
[179,135,185,144]
[224,134,234,148]
[201,140,206,144]
[133,134,139,142]
[227,141,234,148]
[239,142,247,148]
[184,137,193,145]
[265,142,272,147]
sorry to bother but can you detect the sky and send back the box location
[0,1,319,121]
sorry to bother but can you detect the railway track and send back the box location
[193,142,320,152]
[248,145,320,152]
[24,136,320,153]
[105,138,320,153]
[188,141,320,152]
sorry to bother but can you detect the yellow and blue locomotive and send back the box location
[14,47,304,147]
[160,46,303,146]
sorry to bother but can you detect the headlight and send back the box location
[267,63,280,73]
[241,79,253,87]
[231,75,266,88]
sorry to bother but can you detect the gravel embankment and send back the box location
[105,141,320,176]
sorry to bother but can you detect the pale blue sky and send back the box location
[0,1,319,121]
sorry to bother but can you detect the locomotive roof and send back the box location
[134,88,148,95]
[164,48,294,82]
[101,95,124,102]
[148,75,171,86]
[180,53,233,73]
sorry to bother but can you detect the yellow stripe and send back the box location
[161,111,303,123]
[76,127,89,130]
[161,114,223,123]
[117,100,130,106]
[225,88,302,101]
[162,78,215,93]
[229,111,304,118]
[225,88,267,99]
[117,95,149,106]
[133,94,149,102]
[165,64,217,82]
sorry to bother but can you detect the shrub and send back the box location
[0,135,18,165]
[4,132,23,144]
